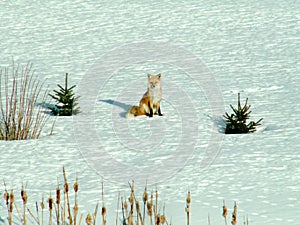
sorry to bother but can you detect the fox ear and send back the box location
[147,74,152,79]
[157,73,161,79]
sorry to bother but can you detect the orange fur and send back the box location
[126,73,163,118]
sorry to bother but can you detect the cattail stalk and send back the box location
[161,204,166,225]
[142,183,148,224]
[123,197,129,223]
[48,196,54,225]
[135,198,143,225]
[101,180,106,225]
[78,214,83,225]
[116,192,120,225]
[86,214,92,225]
[128,181,134,225]
[121,198,127,225]
[93,203,99,225]
[3,182,10,224]
[41,196,45,225]
[27,207,39,224]
[21,185,28,225]
[231,202,237,225]
[185,191,191,225]
[36,201,41,225]
[9,189,14,225]
[147,192,154,225]
[63,167,73,225]
[222,200,228,225]
[74,175,79,225]
[56,185,61,225]
[155,188,158,218]
[155,214,161,225]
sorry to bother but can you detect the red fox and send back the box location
[126,73,163,118]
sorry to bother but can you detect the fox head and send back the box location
[147,73,161,89]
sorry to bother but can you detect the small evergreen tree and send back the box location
[223,93,263,134]
[48,73,80,116]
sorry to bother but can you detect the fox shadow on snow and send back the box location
[100,99,132,118]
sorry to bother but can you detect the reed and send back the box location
[3,169,250,225]
[101,180,106,225]
[222,200,228,225]
[48,195,54,225]
[73,175,79,225]
[185,191,191,225]
[21,185,28,225]
[63,167,73,225]
[231,202,237,225]
[0,61,50,140]
[142,183,148,223]
[55,184,61,225]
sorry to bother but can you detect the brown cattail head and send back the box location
[130,180,134,193]
[102,206,106,216]
[48,197,54,210]
[186,191,191,205]
[9,201,13,213]
[4,190,9,206]
[9,190,15,203]
[128,194,134,205]
[21,186,28,205]
[74,203,79,214]
[64,182,69,193]
[156,214,161,225]
[124,199,128,211]
[74,180,79,193]
[143,188,148,203]
[41,197,45,210]
[9,190,14,212]
[56,187,61,204]
[231,202,237,225]
[161,214,166,224]
[136,200,140,213]
[86,213,92,225]
[222,200,228,218]
[147,201,153,216]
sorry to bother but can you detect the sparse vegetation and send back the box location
[223,93,263,134]
[3,168,249,225]
[48,73,80,116]
[0,61,49,140]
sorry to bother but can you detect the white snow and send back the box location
[0,0,300,224]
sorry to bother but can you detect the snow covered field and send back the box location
[0,0,299,224]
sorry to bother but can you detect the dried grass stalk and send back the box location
[185,191,191,225]
[223,200,228,225]
[0,61,49,140]
[21,185,28,225]
[231,202,237,225]
[101,180,106,225]
[74,175,79,225]
[63,167,73,225]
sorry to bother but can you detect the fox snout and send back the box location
[150,83,156,89]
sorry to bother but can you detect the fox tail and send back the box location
[126,105,140,118]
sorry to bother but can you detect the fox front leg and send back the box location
[157,106,163,116]
[146,101,154,117]
[154,102,163,116]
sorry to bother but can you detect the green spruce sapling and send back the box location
[49,73,80,116]
[223,93,263,134]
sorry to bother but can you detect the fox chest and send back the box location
[150,89,161,104]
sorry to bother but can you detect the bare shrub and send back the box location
[0,61,49,140]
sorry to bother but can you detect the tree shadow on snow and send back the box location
[100,99,132,118]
